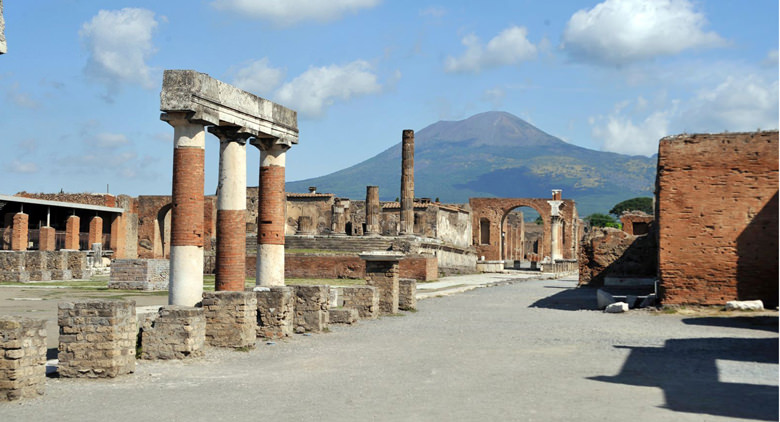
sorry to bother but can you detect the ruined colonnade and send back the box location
[161,70,298,306]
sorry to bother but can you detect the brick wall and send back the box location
[656,132,778,306]
[280,254,437,281]
[578,227,657,286]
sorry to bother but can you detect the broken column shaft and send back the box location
[400,129,415,235]
[365,186,380,236]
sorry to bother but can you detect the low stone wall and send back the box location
[578,227,657,287]
[339,286,379,319]
[292,285,329,333]
[279,254,438,281]
[109,259,169,290]
[58,299,136,378]
[541,260,578,273]
[140,306,205,360]
[0,316,47,401]
[255,287,295,339]
[399,278,417,311]
[202,292,257,349]
[0,250,90,282]
[329,308,358,324]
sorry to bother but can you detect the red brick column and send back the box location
[64,215,80,250]
[88,216,103,246]
[39,227,55,251]
[110,215,126,258]
[164,112,205,306]
[400,129,415,235]
[11,212,28,251]
[253,139,288,287]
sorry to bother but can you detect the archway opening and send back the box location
[501,206,542,269]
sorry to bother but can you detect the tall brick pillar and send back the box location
[11,212,28,251]
[110,215,126,258]
[252,139,289,287]
[400,129,415,235]
[64,215,80,250]
[209,126,249,292]
[163,112,205,306]
[88,216,103,246]
[39,226,55,251]
[365,186,380,236]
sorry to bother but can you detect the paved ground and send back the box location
[1,274,777,421]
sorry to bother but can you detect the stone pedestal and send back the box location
[255,286,295,339]
[108,259,169,290]
[202,292,257,349]
[360,252,404,315]
[110,215,126,259]
[399,278,417,311]
[11,212,28,251]
[140,306,205,360]
[292,285,329,333]
[58,300,136,378]
[340,286,379,319]
[39,227,55,251]
[0,316,47,401]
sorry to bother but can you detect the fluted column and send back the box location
[163,112,205,306]
[253,139,288,287]
[365,186,380,236]
[209,126,250,292]
[400,129,415,235]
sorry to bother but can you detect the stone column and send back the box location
[163,112,205,306]
[550,216,562,261]
[64,215,80,250]
[88,216,103,246]
[39,227,55,251]
[11,212,28,251]
[110,215,125,258]
[331,198,348,235]
[296,216,314,235]
[209,126,249,292]
[365,186,380,236]
[399,129,415,235]
[253,139,288,287]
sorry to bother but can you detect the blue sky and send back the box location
[1,0,777,197]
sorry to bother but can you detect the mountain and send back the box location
[286,111,656,216]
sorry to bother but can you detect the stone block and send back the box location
[109,259,169,291]
[365,260,399,315]
[292,285,329,333]
[202,291,257,348]
[725,300,764,311]
[329,308,358,325]
[340,286,379,320]
[255,286,294,339]
[0,316,47,401]
[398,278,417,311]
[596,289,616,310]
[140,306,205,360]
[605,302,629,313]
[58,299,136,378]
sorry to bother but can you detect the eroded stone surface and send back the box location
[0,316,46,401]
[140,306,205,360]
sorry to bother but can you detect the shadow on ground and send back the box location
[529,286,599,311]
[590,337,779,421]
[682,316,778,333]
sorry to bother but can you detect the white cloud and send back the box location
[80,8,159,98]
[6,82,39,109]
[591,97,673,156]
[763,49,778,67]
[274,60,382,118]
[90,132,130,148]
[7,160,39,174]
[211,0,379,26]
[232,58,286,95]
[562,0,725,65]
[445,26,537,73]
[677,75,779,132]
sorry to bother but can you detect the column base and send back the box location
[256,244,285,287]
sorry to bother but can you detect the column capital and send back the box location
[208,125,252,145]
[250,137,292,152]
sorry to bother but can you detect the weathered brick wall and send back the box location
[292,285,329,333]
[657,132,779,306]
[280,254,437,281]
[578,227,657,287]
[255,286,295,339]
[202,292,257,348]
[140,306,205,360]
[399,256,437,281]
[58,299,136,378]
[620,212,653,236]
[0,316,47,401]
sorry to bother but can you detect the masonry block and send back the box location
[108,259,169,291]
[0,316,47,401]
[329,308,358,325]
[202,291,257,348]
[292,285,329,333]
[58,299,136,378]
[140,306,205,360]
[399,278,417,311]
[255,286,294,339]
[340,286,379,319]
[365,260,399,315]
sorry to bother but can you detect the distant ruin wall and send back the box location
[578,227,657,287]
[656,132,779,307]
[243,254,438,281]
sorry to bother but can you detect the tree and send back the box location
[586,213,621,229]
[609,197,653,216]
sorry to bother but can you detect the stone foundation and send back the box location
[202,292,257,348]
[398,278,417,311]
[340,286,379,319]
[109,259,169,291]
[329,308,358,324]
[57,300,136,378]
[0,316,47,401]
[255,286,295,339]
[0,250,87,282]
[292,285,329,333]
[140,306,205,360]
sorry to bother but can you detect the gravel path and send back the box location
[2,276,777,421]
